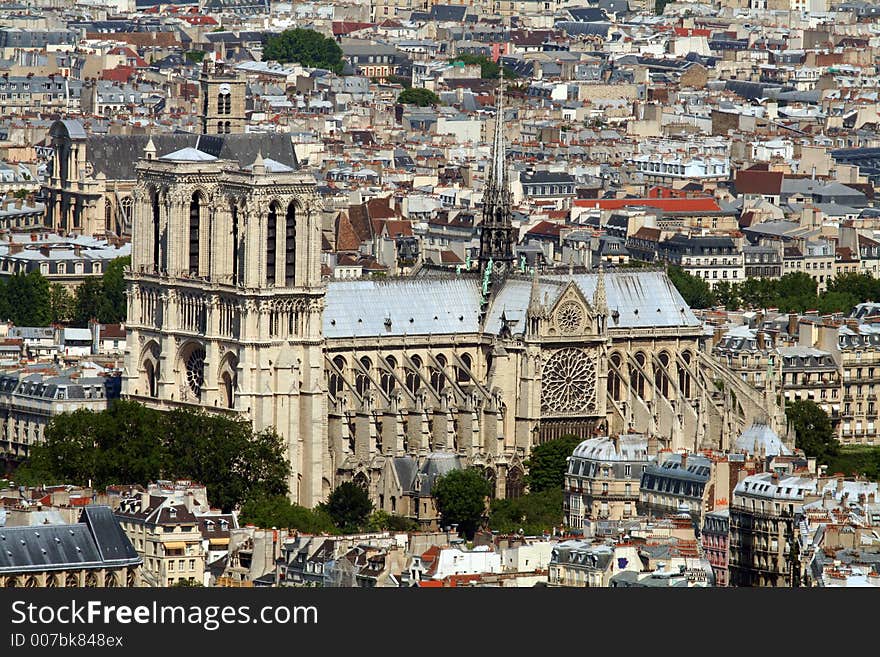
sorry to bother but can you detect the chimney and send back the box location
[836,475,844,493]
[680,452,688,470]
[788,313,798,337]
[757,331,766,351]
[647,435,659,456]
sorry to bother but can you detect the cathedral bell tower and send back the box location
[477,75,516,295]
[125,145,328,507]
[199,53,246,135]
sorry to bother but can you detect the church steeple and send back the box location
[477,73,516,282]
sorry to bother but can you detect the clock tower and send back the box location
[199,55,246,135]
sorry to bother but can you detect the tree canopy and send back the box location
[524,435,582,493]
[325,482,373,533]
[785,399,840,464]
[0,255,128,328]
[239,494,338,534]
[451,53,518,80]
[397,87,440,107]
[487,489,563,535]
[667,264,715,309]
[16,400,290,512]
[263,28,344,74]
[432,468,491,538]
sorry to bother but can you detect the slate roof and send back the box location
[50,120,298,180]
[0,506,140,573]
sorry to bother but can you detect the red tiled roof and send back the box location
[631,226,661,241]
[673,27,711,37]
[100,324,126,339]
[734,170,784,196]
[439,250,463,264]
[526,220,564,236]
[101,66,136,83]
[180,15,219,25]
[574,198,721,212]
[332,21,374,36]
[335,212,365,252]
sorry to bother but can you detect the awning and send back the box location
[209,538,230,546]
[163,542,187,550]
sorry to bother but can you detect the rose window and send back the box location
[186,347,206,398]
[556,301,585,335]
[541,347,597,414]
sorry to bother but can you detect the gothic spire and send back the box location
[478,70,515,281]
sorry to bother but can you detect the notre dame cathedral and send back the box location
[122,62,787,516]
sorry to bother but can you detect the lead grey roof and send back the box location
[734,422,792,456]
[325,270,699,339]
[324,278,482,338]
[571,434,651,462]
[159,147,217,162]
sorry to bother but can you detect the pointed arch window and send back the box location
[151,187,160,271]
[285,202,296,286]
[231,203,239,285]
[266,202,278,286]
[189,192,201,275]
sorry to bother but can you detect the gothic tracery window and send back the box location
[185,346,206,399]
[541,347,597,414]
[556,301,585,335]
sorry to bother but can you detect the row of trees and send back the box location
[668,265,867,315]
[16,400,289,512]
[0,256,128,328]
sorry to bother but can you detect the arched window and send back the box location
[431,355,447,393]
[189,193,201,275]
[406,356,421,395]
[231,203,240,285]
[150,187,160,271]
[506,467,524,499]
[381,356,396,397]
[329,356,346,400]
[266,202,278,285]
[457,353,472,383]
[224,120,231,133]
[285,202,296,286]
[656,352,670,398]
[356,357,371,397]
[609,352,622,401]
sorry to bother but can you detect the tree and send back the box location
[786,399,840,464]
[826,272,878,304]
[263,28,344,74]
[667,265,715,309]
[325,482,373,533]
[817,291,858,315]
[99,256,130,323]
[16,401,291,513]
[452,53,517,80]
[487,489,563,535]
[239,494,337,533]
[49,283,74,324]
[713,281,740,310]
[524,435,582,493]
[171,579,203,587]
[397,87,440,107]
[365,510,419,532]
[432,468,491,538]
[73,278,104,327]
[6,271,51,326]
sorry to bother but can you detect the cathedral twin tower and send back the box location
[123,57,329,505]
